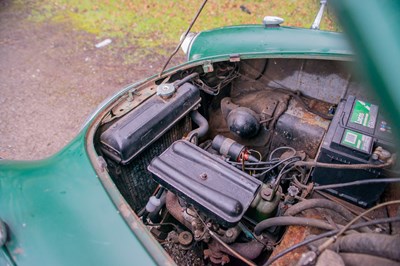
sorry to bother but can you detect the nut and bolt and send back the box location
[288,185,300,197]
[194,230,202,239]
[225,228,234,238]
[178,231,193,247]
[199,173,208,180]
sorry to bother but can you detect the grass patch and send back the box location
[28,0,340,60]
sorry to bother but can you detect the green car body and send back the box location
[1,1,399,265]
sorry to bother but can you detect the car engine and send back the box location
[95,58,399,265]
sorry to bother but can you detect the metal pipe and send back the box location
[159,0,208,76]
[165,192,193,230]
[311,0,327,30]
[208,232,257,266]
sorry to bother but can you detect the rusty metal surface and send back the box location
[101,85,156,124]
[270,224,311,266]
[165,192,193,230]
[206,238,266,264]
[272,190,397,266]
[270,98,330,159]
[269,200,346,265]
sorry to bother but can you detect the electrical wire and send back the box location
[292,174,309,189]
[263,216,400,266]
[271,158,301,193]
[269,146,297,161]
[195,63,240,95]
[226,159,279,166]
[249,149,263,161]
[254,156,301,177]
[317,200,400,253]
[315,190,389,232]
[314,178,400,190]
[295,159,393,169]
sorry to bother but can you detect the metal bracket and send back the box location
[101,77,171,125]
[229,54,241,62]
[202,60,214,73]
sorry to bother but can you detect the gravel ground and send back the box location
[0,0,183,160]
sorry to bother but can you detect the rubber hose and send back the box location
[254,216,336,236]
[339,253,400,266]
[174,72,199,87]
[285,199,354,221]
[189,110,209,139]
[330,233,400,262]
[284,199,371,233]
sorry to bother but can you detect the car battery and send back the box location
[312,95,395,207]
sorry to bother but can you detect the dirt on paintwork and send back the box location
[0,0,184,160]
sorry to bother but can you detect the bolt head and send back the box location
[199,173,208,180]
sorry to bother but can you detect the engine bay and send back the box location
[93,58,399,265]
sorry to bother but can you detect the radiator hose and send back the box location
[187,110,209,144]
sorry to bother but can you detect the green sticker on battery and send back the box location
[350,100,377,129]
[341,129,372,153]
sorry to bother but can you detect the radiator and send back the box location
[107,116,191,212]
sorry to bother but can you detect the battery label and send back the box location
[341,129,373,153]
[350,100,378,129]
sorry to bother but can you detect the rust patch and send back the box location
[270,225,310,266]
[270,209,327,266]
[286,99,330,129]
